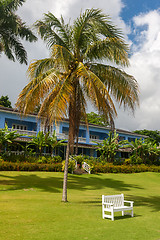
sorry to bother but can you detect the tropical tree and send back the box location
[0,124,21,152]
[129,138,160,164]
[16,9,139,201]
[95,131,128,162]
[47,130,66,156]
[0,95,12,108]
[85,112,108,126]
[28,131,49,155]
[134,129,160,145]
[0,0,37,64]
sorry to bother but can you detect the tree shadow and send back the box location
[0,173,63,193]
[127,194,160,212]
[0,173,159,212]
[0,172,143,194]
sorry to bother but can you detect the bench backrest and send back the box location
[102,194,124,207]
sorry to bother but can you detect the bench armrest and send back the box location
[124,200,134,206]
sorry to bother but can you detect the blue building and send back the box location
[0,106,145,158]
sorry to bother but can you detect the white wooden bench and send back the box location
[102,194,134,221]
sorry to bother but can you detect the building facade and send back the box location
[0,106,145,158]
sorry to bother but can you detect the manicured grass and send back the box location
[0,171,159,240]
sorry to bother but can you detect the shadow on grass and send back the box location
[0,173,159,212]
[128,195,160,212]
[0,173,143,194]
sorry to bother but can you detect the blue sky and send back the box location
[0,0,160,131]
[122,0,160,22]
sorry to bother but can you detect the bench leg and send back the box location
[122,211,124,216]
[111,210,114,221]
[131,210,133,217]
[102,206,105,219]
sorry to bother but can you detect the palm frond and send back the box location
[89,63,139,111]
[0,0,25,12]
[16,68,62,114]
[35,13,70,49]
[84,37,129,66]
[73,62,116,126]
[50,44,75,72]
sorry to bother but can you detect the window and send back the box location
[12,124,27,131]
[90,134,99,140]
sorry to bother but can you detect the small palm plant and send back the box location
[29,131,48,156]
[47,130,66,156]
[0,124,22,153]
[95,131,128,162]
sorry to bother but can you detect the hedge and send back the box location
[91,163,160,174]
[0,161,160,173]
[0,162,62,172]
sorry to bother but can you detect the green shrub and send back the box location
[0,162,62,172]
[130,155,143,164]
[62,158,76,173]
[91,163,160,174]
[124,158,132,165]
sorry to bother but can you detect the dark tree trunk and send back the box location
[62,141,70,202]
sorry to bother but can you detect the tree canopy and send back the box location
[0,95,12,108]
[86,112,108,126]
[0,0,37,64]
[134,129,160,145]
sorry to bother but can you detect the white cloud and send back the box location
[0,0,126,107]
[116,9,160,131]
[2,1,160,132]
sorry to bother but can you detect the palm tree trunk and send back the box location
[62,141,70,202]
[75,135,78,155]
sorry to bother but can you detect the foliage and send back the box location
[62,158,76,173]
[16,8,139,201]
[29,131,49,155]
[128,138,160,165]
[0,0,37,64]
[0,95,12,108]
[71,155,85,168]
[2,153,63,164]
[46,130,66,155]
[0,161,62,172]
[95,131,128,162]
[0,124,21,152]
[85,112,108,126]
[134,129,160,145]
[91,162,160,174]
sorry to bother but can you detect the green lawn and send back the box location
[0,171,159,240]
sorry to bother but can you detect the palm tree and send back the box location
[0,0,37,64]
[16,9,139,201]
[29,131,48,156]
[47,130,66,156]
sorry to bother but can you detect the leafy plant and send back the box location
[95,131,128,162]
[28,131,49,155]
[0,124,22,153]
[47,130,66,156]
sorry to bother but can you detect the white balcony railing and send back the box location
[56,133,86,143]
[89,138,104,144]
[8,128,37,136]
[56,133,68,140]
[78,137,86,143]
